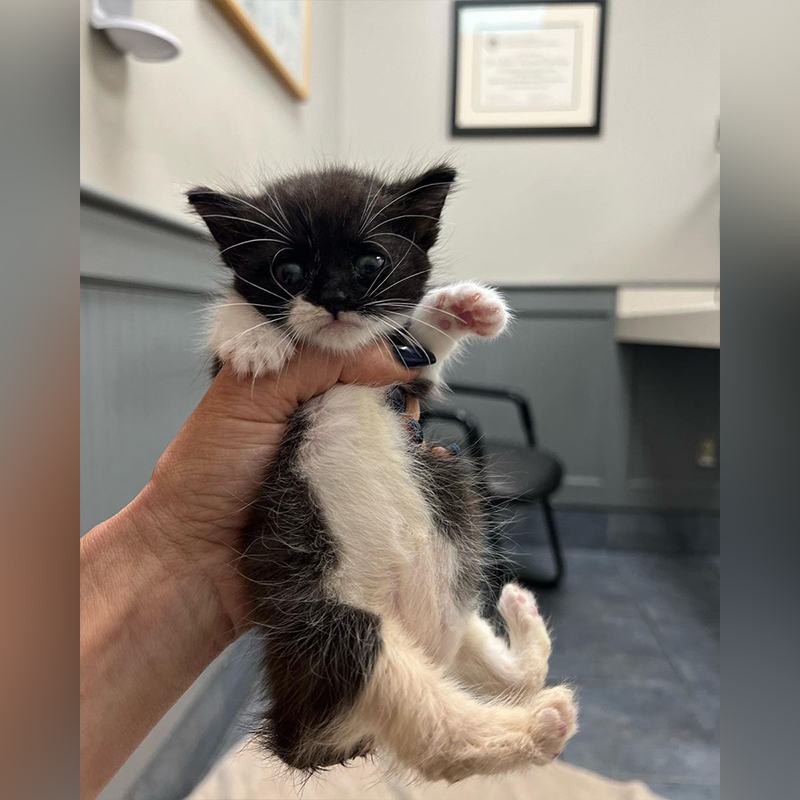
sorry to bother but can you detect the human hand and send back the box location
[116,343,420,645]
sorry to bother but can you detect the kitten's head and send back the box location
[188,163,456,353]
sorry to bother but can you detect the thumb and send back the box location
[339,340,425,387]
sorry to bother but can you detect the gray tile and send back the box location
[564,680,720,784]
[539,590,642,628]
[521,546,634,600]
[554,509,609,548]
[654,621,720,695]
[615,553,720,627]
[646,783,719,800]
[691,688,720,740]
[607,513,719,555]
[494,552,719,790]
[501,506,609,549]
[546,615,679,684]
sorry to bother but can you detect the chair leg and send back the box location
[516,498,565,590]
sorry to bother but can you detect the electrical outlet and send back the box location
[697,437,717,469]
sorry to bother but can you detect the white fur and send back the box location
[209,292,296,377]
[208,283,576,781]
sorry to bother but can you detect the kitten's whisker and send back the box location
[363,239,393,265]
[265,192,295,238]
[364,214,442,237]
[274,329,300,395]
[368,240,416,297]
[219,237,285,255]
[366,300,465,323]
[369,268,430,299]
[361,181,455,232]
[198,214,290,241]
[230,269,294,305]
[268,262,296,302]
[251,326,297,398]
[222,318,276,345]
[358,180,383,234]
[390,311,457,345]
[189,302,288,315]
[370,231,426,255]
[360,245,401,300]
[271,246,292,268]
[375,314,428,356]
[362,239,406,299]
[207,191,293,239]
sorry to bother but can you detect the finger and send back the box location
[339,342,420,387]
[404,396,421,422]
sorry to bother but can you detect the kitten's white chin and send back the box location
[289,298,388,354]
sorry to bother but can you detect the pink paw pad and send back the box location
[432,287,506,337]
[510,589,539,617]
[500,585,540,624]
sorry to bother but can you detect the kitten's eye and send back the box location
[354,253,385,278]
[274,262,305,292]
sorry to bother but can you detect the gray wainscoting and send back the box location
[445,289,720,514]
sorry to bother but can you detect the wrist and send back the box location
[124,480,239,645]
[81,501,231,798]
[84,492,234,659]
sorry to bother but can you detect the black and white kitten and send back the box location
[188,164,577,783]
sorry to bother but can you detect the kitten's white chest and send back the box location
[297,385,465,661]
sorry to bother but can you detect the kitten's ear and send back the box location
[392,164,457,250]
[186,187,265,258]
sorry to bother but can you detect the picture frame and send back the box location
[211,0,311,100]
[451,0,607,136]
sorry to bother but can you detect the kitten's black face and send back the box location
[188,164,456,353]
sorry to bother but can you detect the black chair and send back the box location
[421,384,566,590]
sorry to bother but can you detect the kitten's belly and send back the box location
[297,384,465,661]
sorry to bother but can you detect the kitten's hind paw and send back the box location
[530,685,579,762]
[498,583,551,658]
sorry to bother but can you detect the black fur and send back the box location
[412,446,487,605]
[187,164,456,327]
[243,410,383,770]
[399,377,436,400]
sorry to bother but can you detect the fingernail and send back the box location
[389,335,436,368]
[448,444,462,456]
[408,418,424,445]
[387,385,407,413]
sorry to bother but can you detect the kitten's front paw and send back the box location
[209,300,294,378]
[425,283,509,339]
[223,330,290,378]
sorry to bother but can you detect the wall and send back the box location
[339,0,720,286]
[80,0,343,222]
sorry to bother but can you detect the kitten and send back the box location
[188,164,577,783]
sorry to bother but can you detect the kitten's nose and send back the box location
[321,289,349,319]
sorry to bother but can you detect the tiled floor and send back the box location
[516,545,720,800]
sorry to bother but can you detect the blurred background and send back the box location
[80,1,719,799]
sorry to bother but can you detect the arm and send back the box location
[80,346,418,800]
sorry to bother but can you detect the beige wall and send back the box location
[81,0,720,285]
[339,0,720,285]
[80,0,342,222]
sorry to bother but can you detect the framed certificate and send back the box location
[212,0,311,100]
[451,0,607,136]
